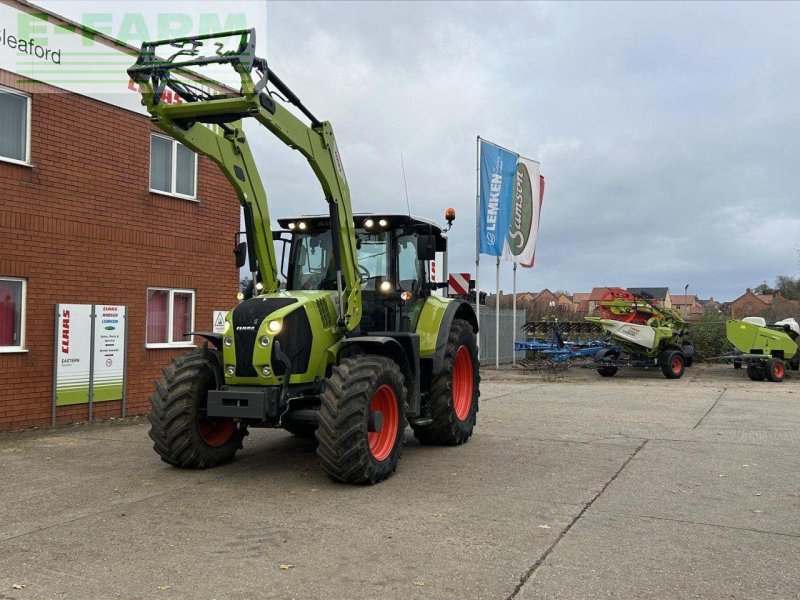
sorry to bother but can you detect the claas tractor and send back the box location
[726,317,799,382]
[585,288,694,379]
[128,29,479,484]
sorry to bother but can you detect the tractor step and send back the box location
[410,417,433,427]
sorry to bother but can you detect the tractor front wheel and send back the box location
[661,350,685,379]
[316,355,407,484]
[148,350,246,469]
[766,358,786,383]
[412,319,480,446]
[746,363,765,381]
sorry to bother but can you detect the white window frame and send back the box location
[0,277,28,353]
[148,133,198,201]
[0,85,32,167]
[145,287,196,349]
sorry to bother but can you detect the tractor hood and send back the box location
[223,291,339,385]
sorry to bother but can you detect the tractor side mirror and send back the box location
[234,241,247,268]
[417,235,436,261]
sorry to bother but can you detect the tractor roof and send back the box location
[277,213,442,235]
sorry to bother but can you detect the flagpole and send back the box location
[512,262,517,366]
[495,256,500,369]
[475,136,481,359]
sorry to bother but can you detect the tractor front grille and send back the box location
[272,307,312,376]
[232,297,297,377]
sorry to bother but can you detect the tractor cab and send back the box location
[276,213,449,334]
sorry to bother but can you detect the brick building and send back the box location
[0,1,239,430]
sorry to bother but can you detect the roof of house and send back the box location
[588,287,614,301]
[627,287,670,301]
[671,295,697,305]
[572,293,590,302]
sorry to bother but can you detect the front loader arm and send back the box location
[128,29,361,330]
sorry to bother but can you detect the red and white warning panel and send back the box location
[448,272,471,296]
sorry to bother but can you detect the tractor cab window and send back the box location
[397,235,422,292]
[290,231,337,290]
[357,233,389,290]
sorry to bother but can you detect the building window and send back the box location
[0,87,30,165]
[146,288,195,347]
[0,278,26,352]
[149,134,197,199]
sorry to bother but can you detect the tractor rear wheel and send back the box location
[316,355,407,484]
[661,350,685,379]
[766,358,786,383]
[746,363,765,381]
[411,319,479,445]
[597,366,618,377]
[148,350,246,469]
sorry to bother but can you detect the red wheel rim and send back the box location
[453,345,474,420]
[774,362,785,378]
[197,418,236,448]
[672,357,682,374]
[368,384,399,461]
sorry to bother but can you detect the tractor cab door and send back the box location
[396,234,425,332]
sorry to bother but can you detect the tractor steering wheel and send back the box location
[358,263,371,285]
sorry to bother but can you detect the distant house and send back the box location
[699,297,722,314]
[532,288,559,311]
[572,292,591,314]
[627,287,672,308]
[556,293,573,313]
[671,294,704,319]
[729,289,799,319]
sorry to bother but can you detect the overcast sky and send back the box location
[41,0,800,300]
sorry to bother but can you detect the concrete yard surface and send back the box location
[0,364,798,599]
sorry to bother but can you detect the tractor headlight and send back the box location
[267,319,283,334]
[224,336,233,347]
[364,218,374,228]
[255,281,264,292]
[288,222,296,230]
[378,218,388,227]
[379,280,392,293]
[259,335,270,347]
[225,365,235,377]
[236,292,244,301]
[261,365,271,377]
[298,221,307,231]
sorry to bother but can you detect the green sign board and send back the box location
[54,304,127,407]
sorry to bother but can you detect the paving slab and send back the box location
[517,511,800,600]
[1,367,798,600]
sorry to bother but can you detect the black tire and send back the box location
[149,350,246,469]
[746,363,765,381]
[661,350,685,379]
[597,366,618,377]
[765,358,786,383]
[594,348,619,377]
[316,355,407,484]
[411,319,480,446]
[733,359,742,370]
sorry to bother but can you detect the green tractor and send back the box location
[128,30,480,484]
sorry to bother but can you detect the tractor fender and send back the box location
[186,331,223,350]
[338,336,419,414]
[432,301,478,374]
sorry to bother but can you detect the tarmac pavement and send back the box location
[0,364,798,599]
